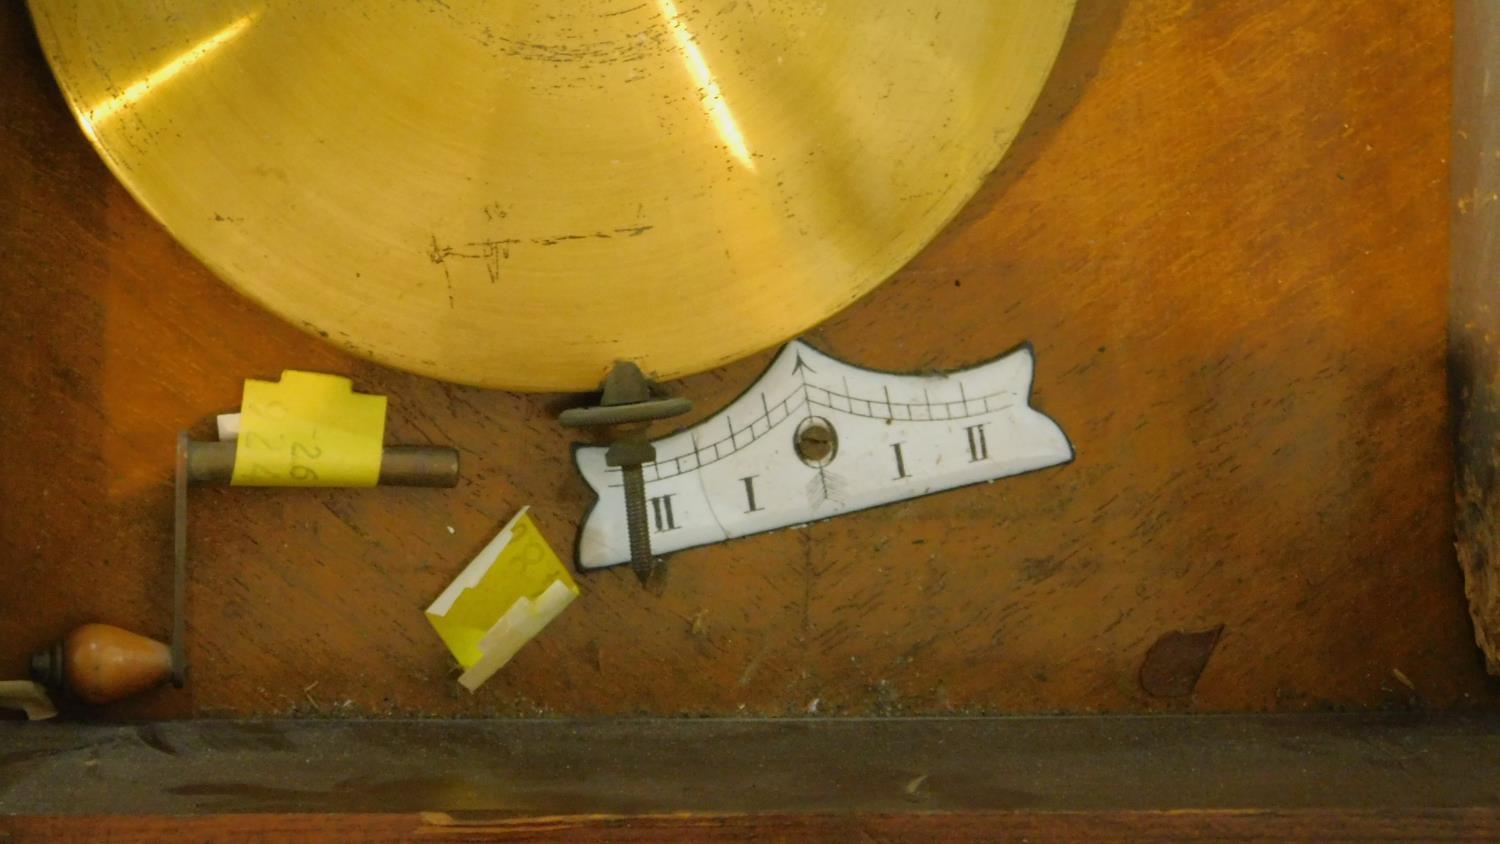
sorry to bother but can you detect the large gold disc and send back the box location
[29,1,1074,390]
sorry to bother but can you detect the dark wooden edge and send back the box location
[2,714,1498,819]
[1452,0,1500,672]
[6,809,1500,843]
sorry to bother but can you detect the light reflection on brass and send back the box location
[657,0,755,172]
[84,12,257,130]
[29,2,1075,391]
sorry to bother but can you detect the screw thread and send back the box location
[621,464,652,566]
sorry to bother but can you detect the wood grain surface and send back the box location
[2,0,1496,719]
[11,810,1500,843]
[8,715,1499,814]
[6,715,1499,838]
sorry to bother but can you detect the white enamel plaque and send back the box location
[574,341,1073,569]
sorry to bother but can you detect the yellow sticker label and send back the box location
[425,509,578,675]
[230,371,387,487]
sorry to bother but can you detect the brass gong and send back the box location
[29,1,1074,391]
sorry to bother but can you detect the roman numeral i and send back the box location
[741,476,763,513]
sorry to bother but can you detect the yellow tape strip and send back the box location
[230,371,387,487]
[425,509,578,689]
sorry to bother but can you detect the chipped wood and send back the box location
[1452,0,1500,675]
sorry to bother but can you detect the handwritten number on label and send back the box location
[244,400,289,421]
[242,435,325,483]
[241,432,282,451]
[245,462,279,480]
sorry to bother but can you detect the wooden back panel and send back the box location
[2,0,1492,719]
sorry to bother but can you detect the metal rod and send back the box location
[171,432,188,687]
[184,441,460,487]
